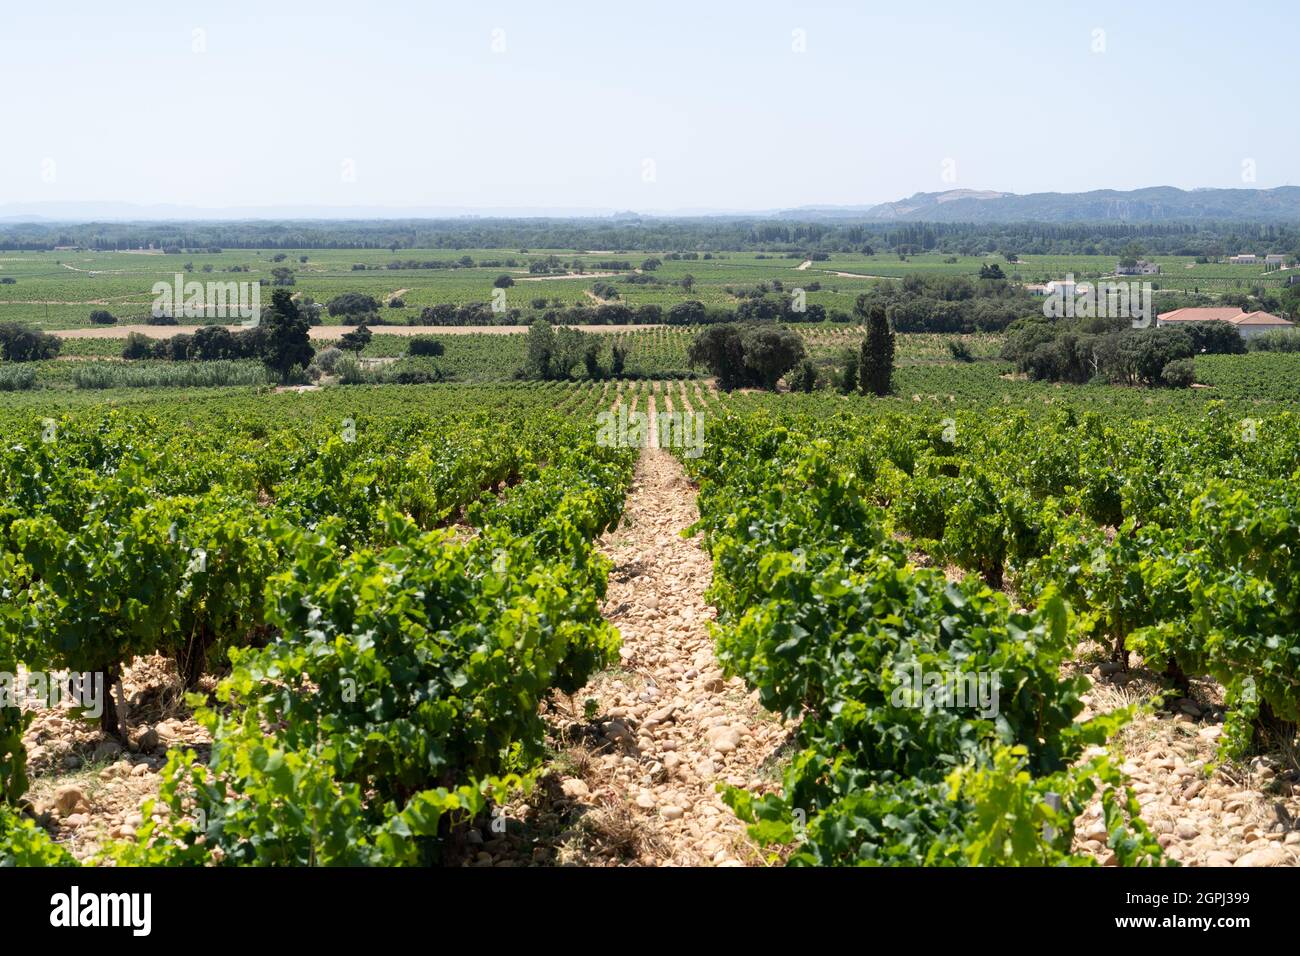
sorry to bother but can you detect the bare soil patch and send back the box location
[52,323,666,339]
[471,446,787,866]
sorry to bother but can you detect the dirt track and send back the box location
[51,323,666,340]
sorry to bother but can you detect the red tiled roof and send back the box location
[1157,307,1247,323]
[1157,307,1292,328]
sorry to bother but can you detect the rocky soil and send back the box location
[1072,657,1299,867]
[466,444,790,866]
[20,656,209,862]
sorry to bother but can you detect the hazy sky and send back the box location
[3,0,1295,212]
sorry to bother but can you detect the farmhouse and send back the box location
[1157,306,1294,340]
[1228,254,1258,264]
[1265,254,1287,267]
[1115,259,1160,275]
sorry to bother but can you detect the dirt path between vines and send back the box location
[474,413,787,866]
[566,446,785,864]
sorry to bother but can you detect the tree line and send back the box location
[5,218,1300,259]
[853,274,1044,333]
[1000,315,1246,388]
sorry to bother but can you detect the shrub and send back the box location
[0,323,61,362]
[89,309,117,325]
[388,358,444,384]
[1183,321,1245,355]
[667,301,708,326]
[415,304,453,325]
[335,356,364,384]
[189,325,239,361]
[636,303,663,324]
[312,346,344,374]
[947,339,974,362]
[122,331,154,360]
[787,359,819,393]
[0,364,37,391]
[326,292,381,317]
[1161,357,1195,388]
[594,303,633,325]
[407,336,444,357]
[152,333,193,361]
[1248,329,1300,352]
[335,357,445,385]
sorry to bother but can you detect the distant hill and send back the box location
[856,186,1300,223]
[5,187,1300,226]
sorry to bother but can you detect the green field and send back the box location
[5,246,1294,332]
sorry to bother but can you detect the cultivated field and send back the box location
[2,253,1299,872]
[4,247,1292,331]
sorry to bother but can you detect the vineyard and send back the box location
[686,400,1300,862]
[0,386,637,863]
[0,373,1296,869]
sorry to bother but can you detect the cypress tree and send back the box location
[859,303,895,396]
